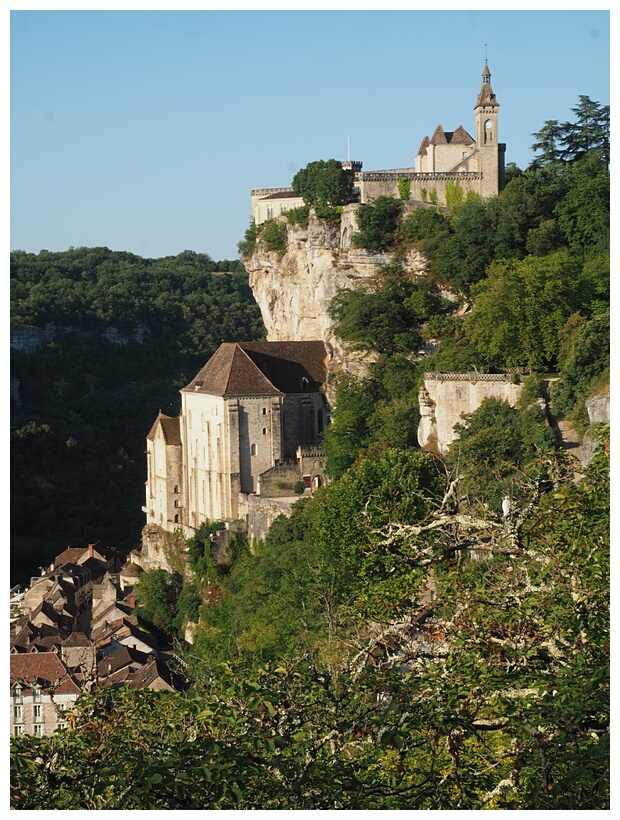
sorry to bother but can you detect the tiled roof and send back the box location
[429,124,474,146]
[182,341,327,398]
[129,658,188,693]
[98,645,149,677]
[10,652,81,695]
[417,135,430,157]
[147,411,182,445]
[260,189,301,200]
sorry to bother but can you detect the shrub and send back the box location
[285,205,310,229]
[397,178,411,200]
[351,197,403,252]
[237,220,260,258]
[260,219,288,254]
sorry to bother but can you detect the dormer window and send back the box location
[301,377,309,392]
[33,687,42,702]
[13,685,22,703]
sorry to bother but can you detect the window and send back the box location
[33,688,41,703]
[14,705,22,720]
[174,514,179,524]
[33,724,42,737]
[173,485,179,494]
[57,722,68,732]
[262,428,267,435]
[174,499,180,507]
[34,704,42,719]
[262,407,267,415]
[251,444,257,456]
[13,725,23,737]
[13,685,22,703]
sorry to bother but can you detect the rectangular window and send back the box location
[33,724,43,736]
[33,704,42,719]
[57,722,68,732]
[33,689,41,703]
[13,687,22,703]
[13,725,23,736]
[14,705,22,720]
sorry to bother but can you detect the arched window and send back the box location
[301,377,309,392]
[251,443,257,456]
[262,407,267,415]
[262,427,267,435]
[174,514,179,524]
[173,485,179,494]
[174,499,180,508]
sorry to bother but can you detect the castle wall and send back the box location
[418,373,524,455]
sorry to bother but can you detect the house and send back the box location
[10,653,81,737]
[144,340,329,535]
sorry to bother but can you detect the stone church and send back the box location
[251,62,505,222]
[143,341,329,536]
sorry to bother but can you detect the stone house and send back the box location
[10,652,80,737]
[144,341,329,536]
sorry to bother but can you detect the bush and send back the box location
[260,219,288,254]
[397,178,411,200]
[351,197,403,252]
[238,220,260,258]
[285,205,310,229]
[293,479,306,495]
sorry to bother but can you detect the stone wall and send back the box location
[418,372,524,455]
[241,494,300,546]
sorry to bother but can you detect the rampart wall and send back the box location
[418,372,524,455]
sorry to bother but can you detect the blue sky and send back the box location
[9,6,611,262]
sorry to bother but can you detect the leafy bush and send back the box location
[292,159,354,208]
[397,178,411,200]
[285,204,310,228]
[260,219,288,254]
[238,220,260,258]
[351,197,403,252]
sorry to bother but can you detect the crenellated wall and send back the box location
[418,372,524,455]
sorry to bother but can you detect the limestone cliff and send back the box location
[245,205,427,381]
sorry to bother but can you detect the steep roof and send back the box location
[147,411,182,445]
[182,341,327,398]
[475,62,499,109]
[429,124,474,146]
[10,652,81,695]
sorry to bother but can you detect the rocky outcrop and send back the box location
[245,205,427,382]
[582,391,610,467]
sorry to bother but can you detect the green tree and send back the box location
[134,568,182,639]
[397,177,411,200]
[291,159,354,208]
[464,251,590,370]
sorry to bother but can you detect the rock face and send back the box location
[245,205,427,381]
[582,391,610,467]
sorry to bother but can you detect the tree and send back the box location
[530,119,565,167]
[291,159,354,208]
[445,397,555,510]
[464,251,590,370]
[134,568,182,639]
[560,96,610,165]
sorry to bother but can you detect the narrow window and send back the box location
[33,688,41,703]
[174,499,180,508]
[33,704,42,719]
[251,444,257,456]
[173,485,179,494]
[33,724,42,737]
[13,726,22,736]
[262,428,267,435]
[13,705,22,720]
[262,407,267,415]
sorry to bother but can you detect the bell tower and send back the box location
[475,61,499,146]
[474,61,504,195]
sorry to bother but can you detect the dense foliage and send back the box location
[291,158,355,209]
[11,247,265,584]
[11,440,609,809]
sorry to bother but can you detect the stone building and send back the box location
[10,652,81,737]
[251,64,505,222]
[144,341,329,536]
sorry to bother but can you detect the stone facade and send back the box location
[418,372,524,455]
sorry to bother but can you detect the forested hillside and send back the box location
[10,248,265,584]
[11,98,609,809]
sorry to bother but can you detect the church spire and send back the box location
[475,61,499,110]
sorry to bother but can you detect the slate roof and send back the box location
[428,124,474,146]
[182,341,328,398]
[98,645,150,677]
[147,411,182,445]
[260,189,301,200]
[10,652,81,695]
[475,63,499,109]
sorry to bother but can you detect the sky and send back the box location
[9,4,612,263]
